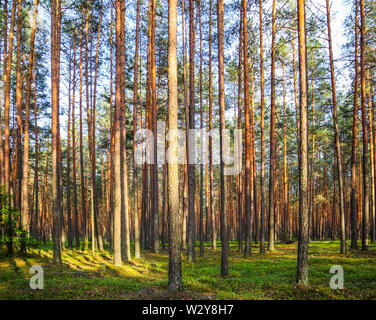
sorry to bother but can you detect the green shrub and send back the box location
[0,187,40,254]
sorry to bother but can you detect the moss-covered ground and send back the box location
[1,240,375,299]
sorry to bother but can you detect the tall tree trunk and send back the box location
[109,1,114,249]
[51,0,62,263]
[33,70,39,239]
[114,0,125,266]
[91,4,104,252]
[217,0,229,276]
[237,6,243,252]
[251,60,258,244]
[368,79,375,243]
[149,0,159,254]
[282,63,288,241]
[167,0,183,291]
[66,57,73,248]
[199,0,204,257]
[372,87,376,243]
[3,0,16,212]
[132,0,141,259]
[79,13,87,245]
[296,0,309,286]
[310,53,316,240]
[351,0,359,249]
[161,118,168,251]
[268,0,276,252]
[121,100,131,261]
[242,0,252,257]
[15,0,23,215]
[84,2,97,253]
[21,0,38,246]
[181,0,188,250]
[259,0,266,254]
[208,0,216,250]
[0,0,8,188]
[72,35,80,248]
[326,0,346,254]
[187,0,196,262]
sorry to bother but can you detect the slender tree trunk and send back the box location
[326,0,346,254]
[268,0,276,252]
[251,60,258,244]
[181,0,187,250]
[282,63,288,241]
[296,0,309,286]
[121,103,131,261]
[350,0,359,249]
[66,57,73,248]
[368,79,376,244]
[149,0,159,254]
[162,118,168,251]
[199,0,204,257]
[291,31,301,165]
[109,1,114,249]
[22,0,38,242]
[167,0,183,291]
[20,0,38,251]
[208,0,216,250]
[4,0,16,209]
[15,0,22,218]
[51,0,62,263]
[91,5,104,252]
[79,13,87,245]
[372,87,376,243]
[309,53,316,240]
[33,70,39,239]
[132,0,141,259]
[242,0,252,257]
[237,7,243,252]
[84,2,97,253]
[0,0,8,188]
[187,0,196,262]
[72,36,80,248]
[217,0,229,276]
[259,0,266,254]
[114,0,125,266]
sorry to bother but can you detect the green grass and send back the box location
[1,240,375,300]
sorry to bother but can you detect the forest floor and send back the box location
[1,240,376,300]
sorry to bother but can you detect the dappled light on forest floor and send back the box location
[1,241,375,300]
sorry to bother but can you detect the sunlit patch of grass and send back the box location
[0,240,375,299]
